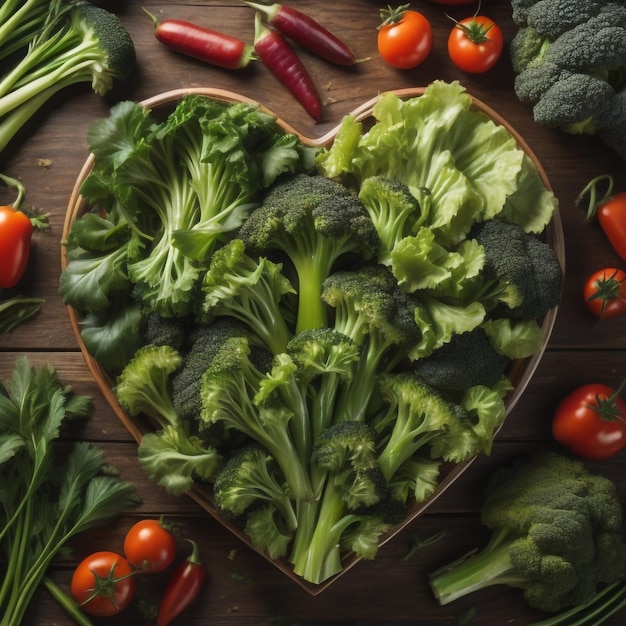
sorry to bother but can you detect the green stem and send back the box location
[429,533,526,606]
[43,577,95,626]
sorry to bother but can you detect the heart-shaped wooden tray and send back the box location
[62,87,564,595]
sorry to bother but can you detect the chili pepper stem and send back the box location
[576,174,614,220]
[0,172,25,211]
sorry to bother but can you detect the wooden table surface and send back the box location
[1,1,626,624]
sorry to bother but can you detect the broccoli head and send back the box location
[429,451,626,613]
[509,0,626,157]
[469,219,563,320]
[0,0,136,152]
[411,327,510,393]
[238,173,380,333]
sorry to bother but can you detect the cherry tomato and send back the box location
[553,382,626,460]
[124,518,177,573]
[584,268,626,319]
[71,551,137,616]
[0,174,33,289]
[447,15,503,73]
[578,175,626,261]
[377,5,432,69]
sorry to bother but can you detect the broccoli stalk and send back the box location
[322,265,423,423]
[0,0,136,152]
[290,421,389,583]
[238,173,379,333]
[201,239,295,356]
[429,451,626,614]
[200,335,313,501]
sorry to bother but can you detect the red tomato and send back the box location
[377,6,432,69]
[597,192,626,261]
[584,268,626,319]
[124,518,177,573]
[0,174,33,289]
[71,551,137,616]
[553,383,626,460]
[447,15,503,73]
[578,175,626,261]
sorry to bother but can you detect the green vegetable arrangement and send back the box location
[0,358,139,626]
[509,0,626,159]
[60,81,563,585]
[429,451,626,621]
[0,0,135,155]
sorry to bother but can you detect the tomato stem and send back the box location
[378,4,411,29]
[591,379,626,424]
[576,174,614,220]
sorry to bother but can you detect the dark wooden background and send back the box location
[1,1,625,624]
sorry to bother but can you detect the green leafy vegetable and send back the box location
[0,357,138,625]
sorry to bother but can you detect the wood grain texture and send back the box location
[1,0,625,623]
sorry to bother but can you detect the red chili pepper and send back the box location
[245,1,356,66]
[145,9,255,70]
[0,174,34,289]
[252,14,322,122]
[156,540,207,626]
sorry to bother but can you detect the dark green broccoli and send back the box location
[429,451,626,614]
[357,176,422,266]
[200,239,295,355]
[238,173,380,333]
[411,327,509,393]
[199,334,312,501]
[526,0,607,41]
[170,318,251,422]
[322,265,423,423]
[469,219,563,320]
[141,312,188,351]
[510,0,626,156]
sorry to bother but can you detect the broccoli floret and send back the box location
[509,0,626,157]
[322,265,423,423]
[213,445,297,533]
[510,27,551,74]
[374,373,474,482]
[170,318,251,422]
[469,219,563,320]
[200,239,295,355]
[141,312,188,350]
[411,327,509,393]
[244,504,294,560]
[598,87,626,158]
[238,173,379,333]
[115,344,182,428]
[526,0,606,40]
[199,334,312,500]
[429,451,626,614]
[357,176,422,266]
[312,421,387,509]
[388,457,441,505]
[0,0,136,152]
[286,328,360,440]
[533,72,615,132]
